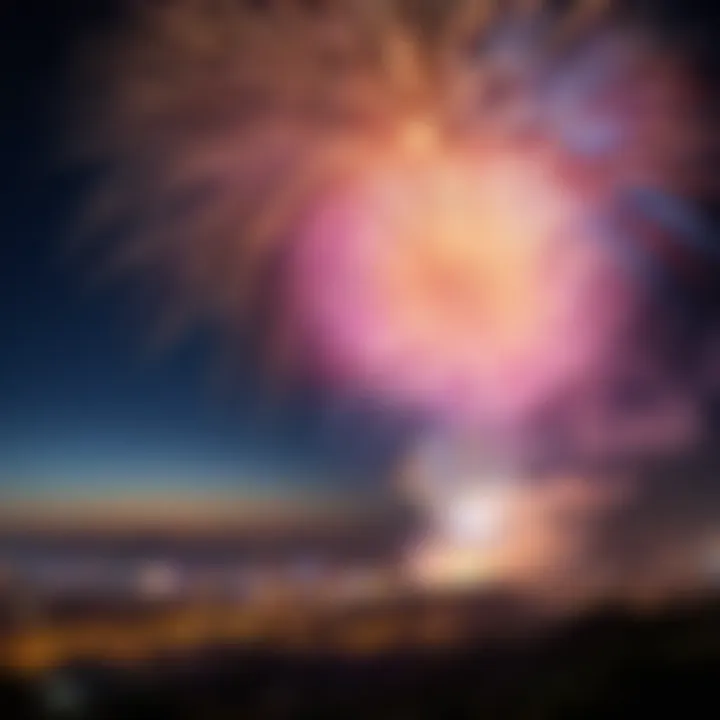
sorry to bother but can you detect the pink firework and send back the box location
[76,0,718,459]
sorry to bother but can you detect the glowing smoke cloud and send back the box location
[76,0,718,467]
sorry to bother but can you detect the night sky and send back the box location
[0,0,406,525]
[0,0,718,561]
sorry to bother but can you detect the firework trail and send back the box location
[74,0,719,469]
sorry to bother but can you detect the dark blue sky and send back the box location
[0,0,406,506]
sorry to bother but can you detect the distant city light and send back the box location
[137,562,182,600]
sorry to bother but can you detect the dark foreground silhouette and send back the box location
[2,597,719,719]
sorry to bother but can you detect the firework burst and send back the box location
[74,0,718,465]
